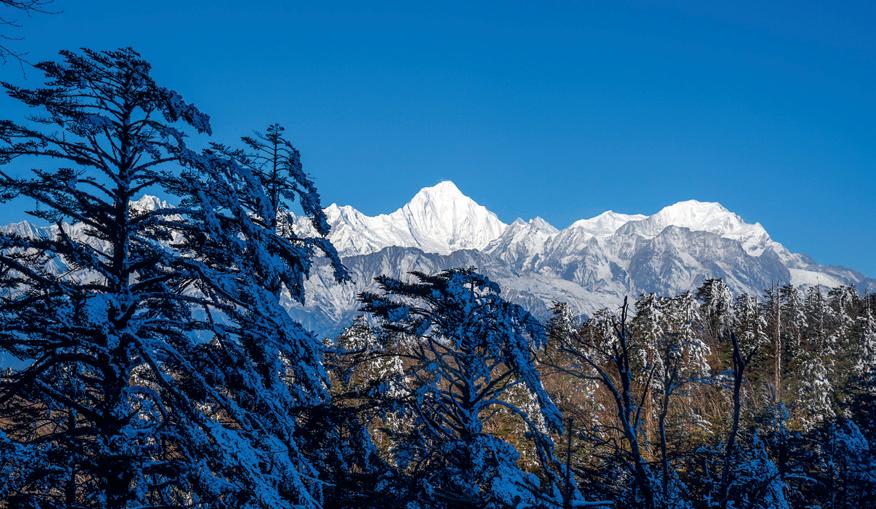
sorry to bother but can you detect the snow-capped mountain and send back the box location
[288,181,874,335]
[2,182,873,336]
[568,211,648,238]
[323,181,506,256]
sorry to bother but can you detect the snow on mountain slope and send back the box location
[484,217,558,270]
[325,181,507,255]
[323,185,777,259]
[287,182,875,335]
[789,268,845,288]
[1,183,873,337]
[569,211,648,237]
[617,200,774,256]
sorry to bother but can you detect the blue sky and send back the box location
[1,1,875,275]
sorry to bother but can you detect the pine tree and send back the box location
[696,278,733,345]
[733,294,768,353]
[0,48,341,508]
[547,301,575,344]
[723,431,790,509]
[762,286,785,402]
[162,124,348,506]
[796,356,835,431]
[820,419,876,508]
[793,289,838,430]
[853,304,876,376]
[652,292,709,508]
[778,284,807,387]
[332,315,409,444]
[361,268,579,508]
[827,286,861,388]
[805,287,830,355]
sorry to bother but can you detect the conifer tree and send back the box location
[778,284,807,378]
[361,268,579,508]
[163,125,348,507]
[696,278,733,345]
[0,48,343,508]
[854,304,876,376]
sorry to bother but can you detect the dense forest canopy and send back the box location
[0,48,873,509]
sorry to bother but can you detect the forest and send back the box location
[0,47,874,509]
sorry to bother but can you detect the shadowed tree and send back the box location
[0,48,343,508]
[361,268,583,508]
[169,126,349,506]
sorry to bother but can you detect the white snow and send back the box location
[321,185,782,260]
[620,200,773,255]
[569,211,647,237]
[789,268,845,288]
[323,181,507,256]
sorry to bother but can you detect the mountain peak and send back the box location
[131,194,169,212]
[406,180,471,209]
[419,180,463,196]
[624,199,774,255]
[529,217,558,233]
[650,199,750,234]
[323,180,507,256]
[570,210,647,237]
[398,181,506,254]
[653,200,730,222]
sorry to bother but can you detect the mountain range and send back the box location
[2,182,872,337]
[288,181,875,335]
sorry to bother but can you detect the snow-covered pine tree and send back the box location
[795,355,836,431]
[696,278,733,346]
[0,48,341,508]
[827,286,860,388]
[630,292,666,384]
[0,48,220,507]
[804,286,830,354]
[712,325,761,509]
[778,284,807,380]
[547,301,575,344]
[162,126,348,507]
[818,419,876,508]
[318,315,418,508]
[721,431,790,509]
[360,268,581,508]
[730,293,772,408]
[541,301,607,501]
[853,303,876,376]
[761,286,786,403]
[733,294,768,352]
[628,293,665,463]
[791,288,838,431]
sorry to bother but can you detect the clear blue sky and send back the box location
[1,1,874,275]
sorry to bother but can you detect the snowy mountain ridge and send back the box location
[323,181,784,259]
[287,181,874,334]
[2,182,872,336]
